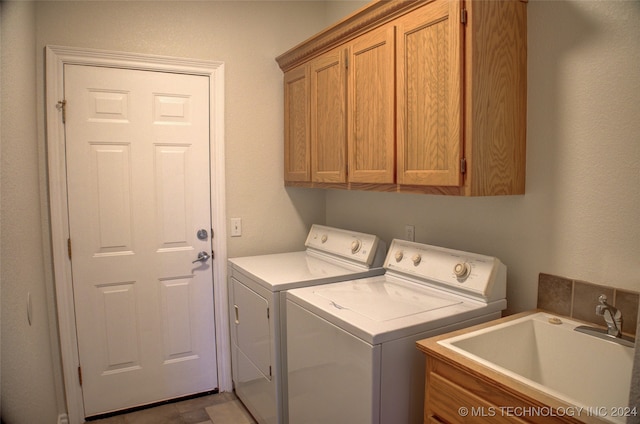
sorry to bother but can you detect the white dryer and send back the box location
[227,225,386,424]
[286,239,507,424]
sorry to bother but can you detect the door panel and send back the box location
[310,47,347,183]
[348,24,396,184]
[65,64,217,416]
[396,0,463,186]
[97,282,140,372]
[91,143,134,254]
[155,145,191,247]
[284,65,311,182]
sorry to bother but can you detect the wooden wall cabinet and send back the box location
[283,65,310,182]
[284,26,396,185]
[277,0,527,196]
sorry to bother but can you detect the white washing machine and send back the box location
[227,225,387,424]
[286,239,507,424]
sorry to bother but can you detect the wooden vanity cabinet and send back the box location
[421,351,587,424]
[278,0,527,195]
[417,317,589,424]
[425,354,537,424]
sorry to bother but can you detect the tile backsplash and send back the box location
[537,273,639,336]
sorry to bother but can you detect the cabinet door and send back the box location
[284,66,310,182]
[348,25,396,184]
[310,47,347,183]
[396,0,463,186]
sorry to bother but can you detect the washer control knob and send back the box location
[394,251,404,262]
[321,234,328,243]
[454,262,471,279]
[351,240,361,254]
[412,254,422,266]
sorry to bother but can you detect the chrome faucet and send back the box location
[574,294,633,347]
[595,294,622,337]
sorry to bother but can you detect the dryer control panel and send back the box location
[384,239,506,303]
[305,225,386,268]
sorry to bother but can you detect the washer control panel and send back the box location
[384,239,506,302]
[305,225,385,267]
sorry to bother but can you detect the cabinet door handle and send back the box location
[234,304,239,324]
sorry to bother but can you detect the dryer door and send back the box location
[231,278,272,379]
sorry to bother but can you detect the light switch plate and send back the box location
[405,225,415,241]
[231,218,242,237]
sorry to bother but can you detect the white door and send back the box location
[64,64,218,416]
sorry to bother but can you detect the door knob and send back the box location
[192,251,210,264]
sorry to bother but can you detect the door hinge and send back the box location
[67,238,72,260]
[461,8,468,25]
[78,365,83,386]
[460,157,467,174]
[56,100,67,124]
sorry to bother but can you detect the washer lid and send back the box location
[314,279,462,322]
[229,251,384,291]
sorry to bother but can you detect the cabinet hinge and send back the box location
[461,8,468,25]
[460,158,467,174]
[56,100,67,124]
[78,365,83,386]
[67,238,72,260]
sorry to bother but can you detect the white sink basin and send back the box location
[438,312,635,423]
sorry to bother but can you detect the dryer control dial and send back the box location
[412,254,422,266]
[395,251,404,262]
[454,262,471,279]
[321,234,328,243]
[351,240,361,254]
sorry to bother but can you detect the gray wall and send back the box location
[1,2,61,422]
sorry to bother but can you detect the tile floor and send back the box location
[87,392,256,424]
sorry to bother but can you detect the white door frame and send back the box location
[45,45,231,424]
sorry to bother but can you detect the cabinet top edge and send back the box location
[275,0,426,72]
